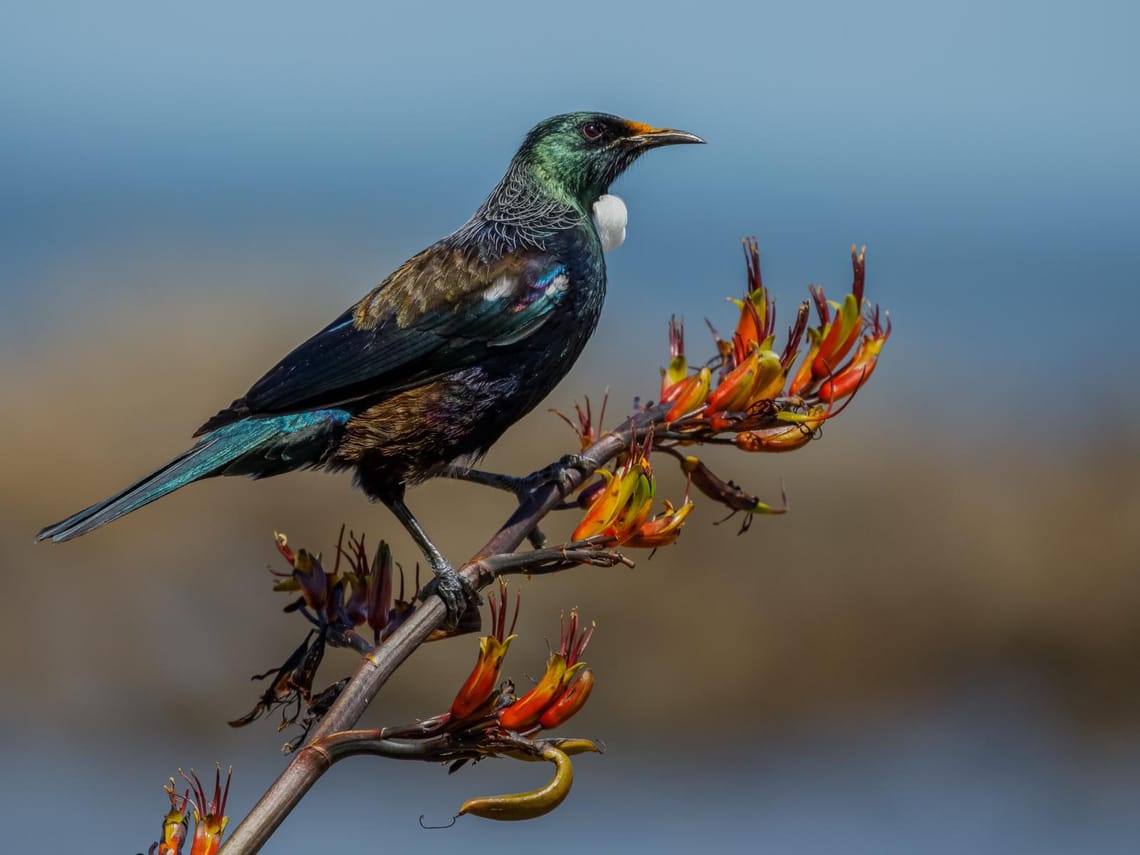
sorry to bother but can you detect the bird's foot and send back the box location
[513,455,597,546]
[419,557,482,630]
[519,453,595,495]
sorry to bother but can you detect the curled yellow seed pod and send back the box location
[459,746,572,821]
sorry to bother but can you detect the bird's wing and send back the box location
[195,245,570,435]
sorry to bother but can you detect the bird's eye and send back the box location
[580,121,604,141]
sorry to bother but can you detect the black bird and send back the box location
[37,112,705,620]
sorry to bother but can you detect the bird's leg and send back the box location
[443,455,594,548]
[445,454,594,497]
[443,466,535,499]
[443,466,553,548]
[452,454,595,496]
[382,490,479,628]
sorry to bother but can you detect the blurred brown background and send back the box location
[4,1,1140,852]
[5,283,1140,852]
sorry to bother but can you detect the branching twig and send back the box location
[142,240,892,853]
[309,727,564,766]
[213,242,890,851]
[220,405,666,853]
[468,540,634,579]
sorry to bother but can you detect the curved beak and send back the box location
[623,121,706,149]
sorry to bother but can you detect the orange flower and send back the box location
[659,318,712,420]
[809,245,867,382]
[181,766,231,855]
[779,300,811,375]
[623,498,694,549]
[449,580,518,721]
[701,238,791,420]
[788,332,822,396]
[571,436,655,544]
[706,341,761,413]
[705,299,787,420]
[538,668,595,729]
[152,782,190,855]
[731,237,777,352]
[663,367,712,421]
[573,432,692,549]
[498,610,594,733]
[734,406,829,453]
[816,305,892,402]
[498,653,569,732]
[702,346,787,433]
[789,245,876,396]
[749,349,786,402]
[571,472,618,540]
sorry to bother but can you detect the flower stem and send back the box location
[220,406,666,854]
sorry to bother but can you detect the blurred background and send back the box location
[3,1,1139,852]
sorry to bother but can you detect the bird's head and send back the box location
[515,112,704,209]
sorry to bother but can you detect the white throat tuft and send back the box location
[592,194,628,253]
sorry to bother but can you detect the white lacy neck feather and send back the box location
[592,194,628,253]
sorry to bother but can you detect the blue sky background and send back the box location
[4,0,1139,429]
[2,2,1139,852]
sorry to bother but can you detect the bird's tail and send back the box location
[36,410,350,543]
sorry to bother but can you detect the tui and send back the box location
[37,112,704,622]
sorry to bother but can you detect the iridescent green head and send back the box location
[514,112,704,208]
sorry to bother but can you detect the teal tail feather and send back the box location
[36,410,350,543]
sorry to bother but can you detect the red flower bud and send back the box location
[498,653,569,731]
[538,668,595,729]
[450,634,514,721]
[664,367,712,421]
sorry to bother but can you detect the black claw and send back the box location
[520,453,596,497]
[558,452,593,473]
[420,562,481,630]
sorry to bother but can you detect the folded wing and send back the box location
[196,245,569,435]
